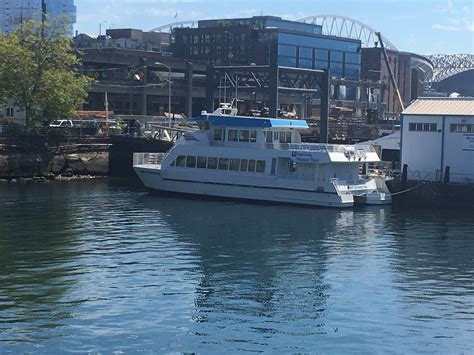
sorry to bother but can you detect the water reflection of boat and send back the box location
[134,114,391,208]
[136,194,392,336]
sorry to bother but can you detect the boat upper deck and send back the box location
[190,114,309,130]
[184,113,380,163]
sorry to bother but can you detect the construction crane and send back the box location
[375,32,405,111]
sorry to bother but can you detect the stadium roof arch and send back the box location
[150,21,198,33]
[151,15,398,51]
[150,15,437,81]
[427,54,474,82]
[297,15,398,50]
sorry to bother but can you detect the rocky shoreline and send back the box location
[0,151,109,180]
[0,136,110,181]
[0,174,109,184]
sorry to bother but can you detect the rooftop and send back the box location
[402,97,474,116]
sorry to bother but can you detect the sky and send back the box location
[75,0,474,55]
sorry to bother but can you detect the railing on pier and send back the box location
[143,124,197,142]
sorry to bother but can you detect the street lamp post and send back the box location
[99,21,107,36]
[154,62,172,123]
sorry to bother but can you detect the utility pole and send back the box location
[105,92,109,135]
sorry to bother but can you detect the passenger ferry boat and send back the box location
[133,113,391,208]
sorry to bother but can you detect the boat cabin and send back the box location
[190,113,308,149]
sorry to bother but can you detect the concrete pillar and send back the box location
[142,66,148,116]
[269,64,279,118]
[205,64,215,113]
[185,62,194,118]
[319,68,330,143]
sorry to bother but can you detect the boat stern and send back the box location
[333,176,392,206]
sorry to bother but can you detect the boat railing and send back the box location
[354,144,377,153]
[266,142,376,154]
[133,152,166,166]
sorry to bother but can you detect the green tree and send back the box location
[0,18,93,129]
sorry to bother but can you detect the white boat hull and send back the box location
[134,166,354,208]
[354,192,392,205]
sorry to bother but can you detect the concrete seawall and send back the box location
[387,179,474,208]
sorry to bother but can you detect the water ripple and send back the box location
[0,180,473,353]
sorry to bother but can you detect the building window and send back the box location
[315,49,329,61]
[299,58,312,69]
[408,122,437,132]
[279,56,297,67]
[278,44,297,57]
[344,63,360,80]
[315,60,328,69]
[330,62,343,76]
[330,50,343,62]
[6,107,14,117]
[450,123,474,133]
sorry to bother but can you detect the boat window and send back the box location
[230,159,240,171]
[271,158,276,175]
[176,155,186,167]
[240,159,249,172]
[197,157,207,169]
[207,157,218,169]
[228,129,238,141]
[279,131,292,143]
[289,161,297,172]
[248,160,256,172]
[265,132,272,143]
[214,128,225,141]
[239,130,250,142]
[250,130,257,142]
[218,158,229,170]
[186,156,196,168]
[256,160,266,173]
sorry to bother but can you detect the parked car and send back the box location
[49,119,74,128]
[49,119,99,135]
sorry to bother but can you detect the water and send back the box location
[0,179,473,353]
